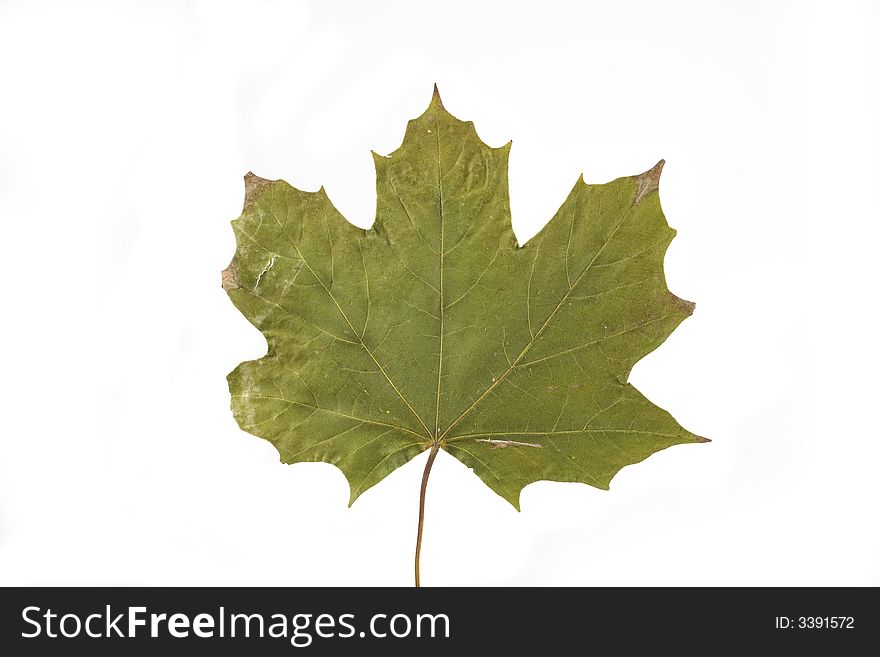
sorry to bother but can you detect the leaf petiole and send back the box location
[414,440,440,587]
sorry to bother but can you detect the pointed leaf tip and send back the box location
[668,293,696,316]
[243,171,272,209]
[431,83,444,109]
[634,159,665,203]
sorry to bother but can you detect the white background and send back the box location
[1,0,878,586]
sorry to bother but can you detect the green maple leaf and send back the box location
[222,86,706,583]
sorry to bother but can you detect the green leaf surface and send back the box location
[223,88,705,510]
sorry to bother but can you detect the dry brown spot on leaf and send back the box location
[221,255,241,292]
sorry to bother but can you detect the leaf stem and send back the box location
[415,440,440,587]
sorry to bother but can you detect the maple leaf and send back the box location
[222,86,706,584]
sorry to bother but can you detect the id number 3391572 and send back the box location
[775,617,855,630]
